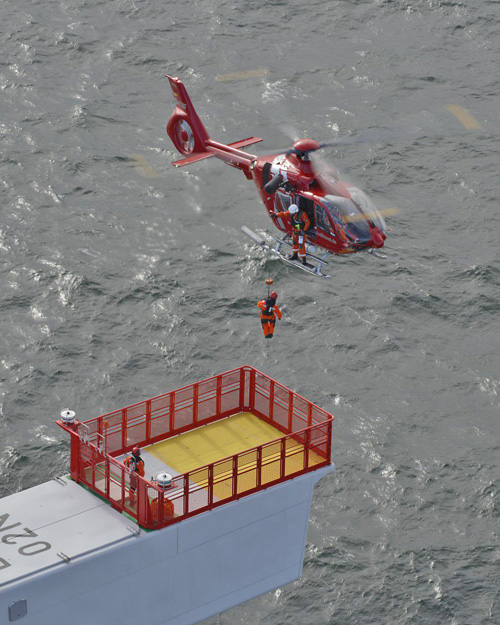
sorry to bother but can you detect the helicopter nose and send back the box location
[370,226,385,248]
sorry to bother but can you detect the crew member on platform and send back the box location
[124,446,145,501]
[274,203,310,264]
[150,473,175,524]
[258,290,282,339]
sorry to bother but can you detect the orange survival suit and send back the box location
[258,293,282,339]
[150,496,175,523]
[275,207,311,262]
[124,447,145,498]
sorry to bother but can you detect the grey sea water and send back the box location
[1,0,500,623]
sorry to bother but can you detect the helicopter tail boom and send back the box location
[172,137,263,168]
[166,75,262,169]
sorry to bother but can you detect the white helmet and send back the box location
[288,204,299,214]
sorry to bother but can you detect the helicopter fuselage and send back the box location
[165,74,387,256]
[250,153,386,255]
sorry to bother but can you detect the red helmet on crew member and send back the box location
[132,446,140,456]
[270,291,278,299]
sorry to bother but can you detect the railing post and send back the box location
[169,392,175,433]
[137,477,149,526]
[97,433,104,455]
[216,375,222,416]
[121,465,125,509]
[208,464,214,507]
[105,458,110,498]
[256,445,262,488]
[239,367,245,410]
[146,399,152,442]
[280,438,286,479]
[193,383,198,425]
[91,446,96,487]
[121,408,127,452]
[304,429,310,470]
[158,490,165,526]
[249,369,256,411]
[269,381,275,423]
[327,420,333,460]
[287,391,294,432]
[70,432,80,481]
[184,474,190,516]
[103,420,108,455]
[307,402,313,427]
[232,454,238,498]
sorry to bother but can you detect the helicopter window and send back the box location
[275,191,292,213]
[315,204,331,232]
[348,187,387,234]
[323,195,371,242]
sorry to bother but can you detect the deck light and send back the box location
[60,409,76,424]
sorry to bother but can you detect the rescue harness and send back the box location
[291,211,305,232]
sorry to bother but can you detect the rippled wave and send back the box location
[1,0,500,623]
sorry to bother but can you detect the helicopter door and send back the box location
[315,203,332,232]
[314,203,336,245]
[296,196,315,228]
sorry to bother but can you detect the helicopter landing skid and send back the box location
[272,236,332,278]
[241,227,332,278]
[367,248,387,259]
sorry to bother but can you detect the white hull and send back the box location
[1,466,333,625]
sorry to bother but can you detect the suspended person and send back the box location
[123,446,145,502]
[258,291,282,339]
[273,203,310,265]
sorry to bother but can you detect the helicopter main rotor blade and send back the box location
[343,207,400,223]
[308,151,340,192]
[254,136,375,160]
[307,152,401,225]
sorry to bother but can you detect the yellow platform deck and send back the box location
[147,412,324,500]
[148,412,280,473]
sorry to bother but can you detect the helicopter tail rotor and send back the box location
[166,75,211,157]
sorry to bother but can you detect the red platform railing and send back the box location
[57,366,333,529]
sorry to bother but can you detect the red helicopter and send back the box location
[165,74,392,277]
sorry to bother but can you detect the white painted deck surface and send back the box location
[0,477,134,590]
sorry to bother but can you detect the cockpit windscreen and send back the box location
[348,187,387,234]
[323,195,371,243]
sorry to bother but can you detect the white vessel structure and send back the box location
[0,366,334,624]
